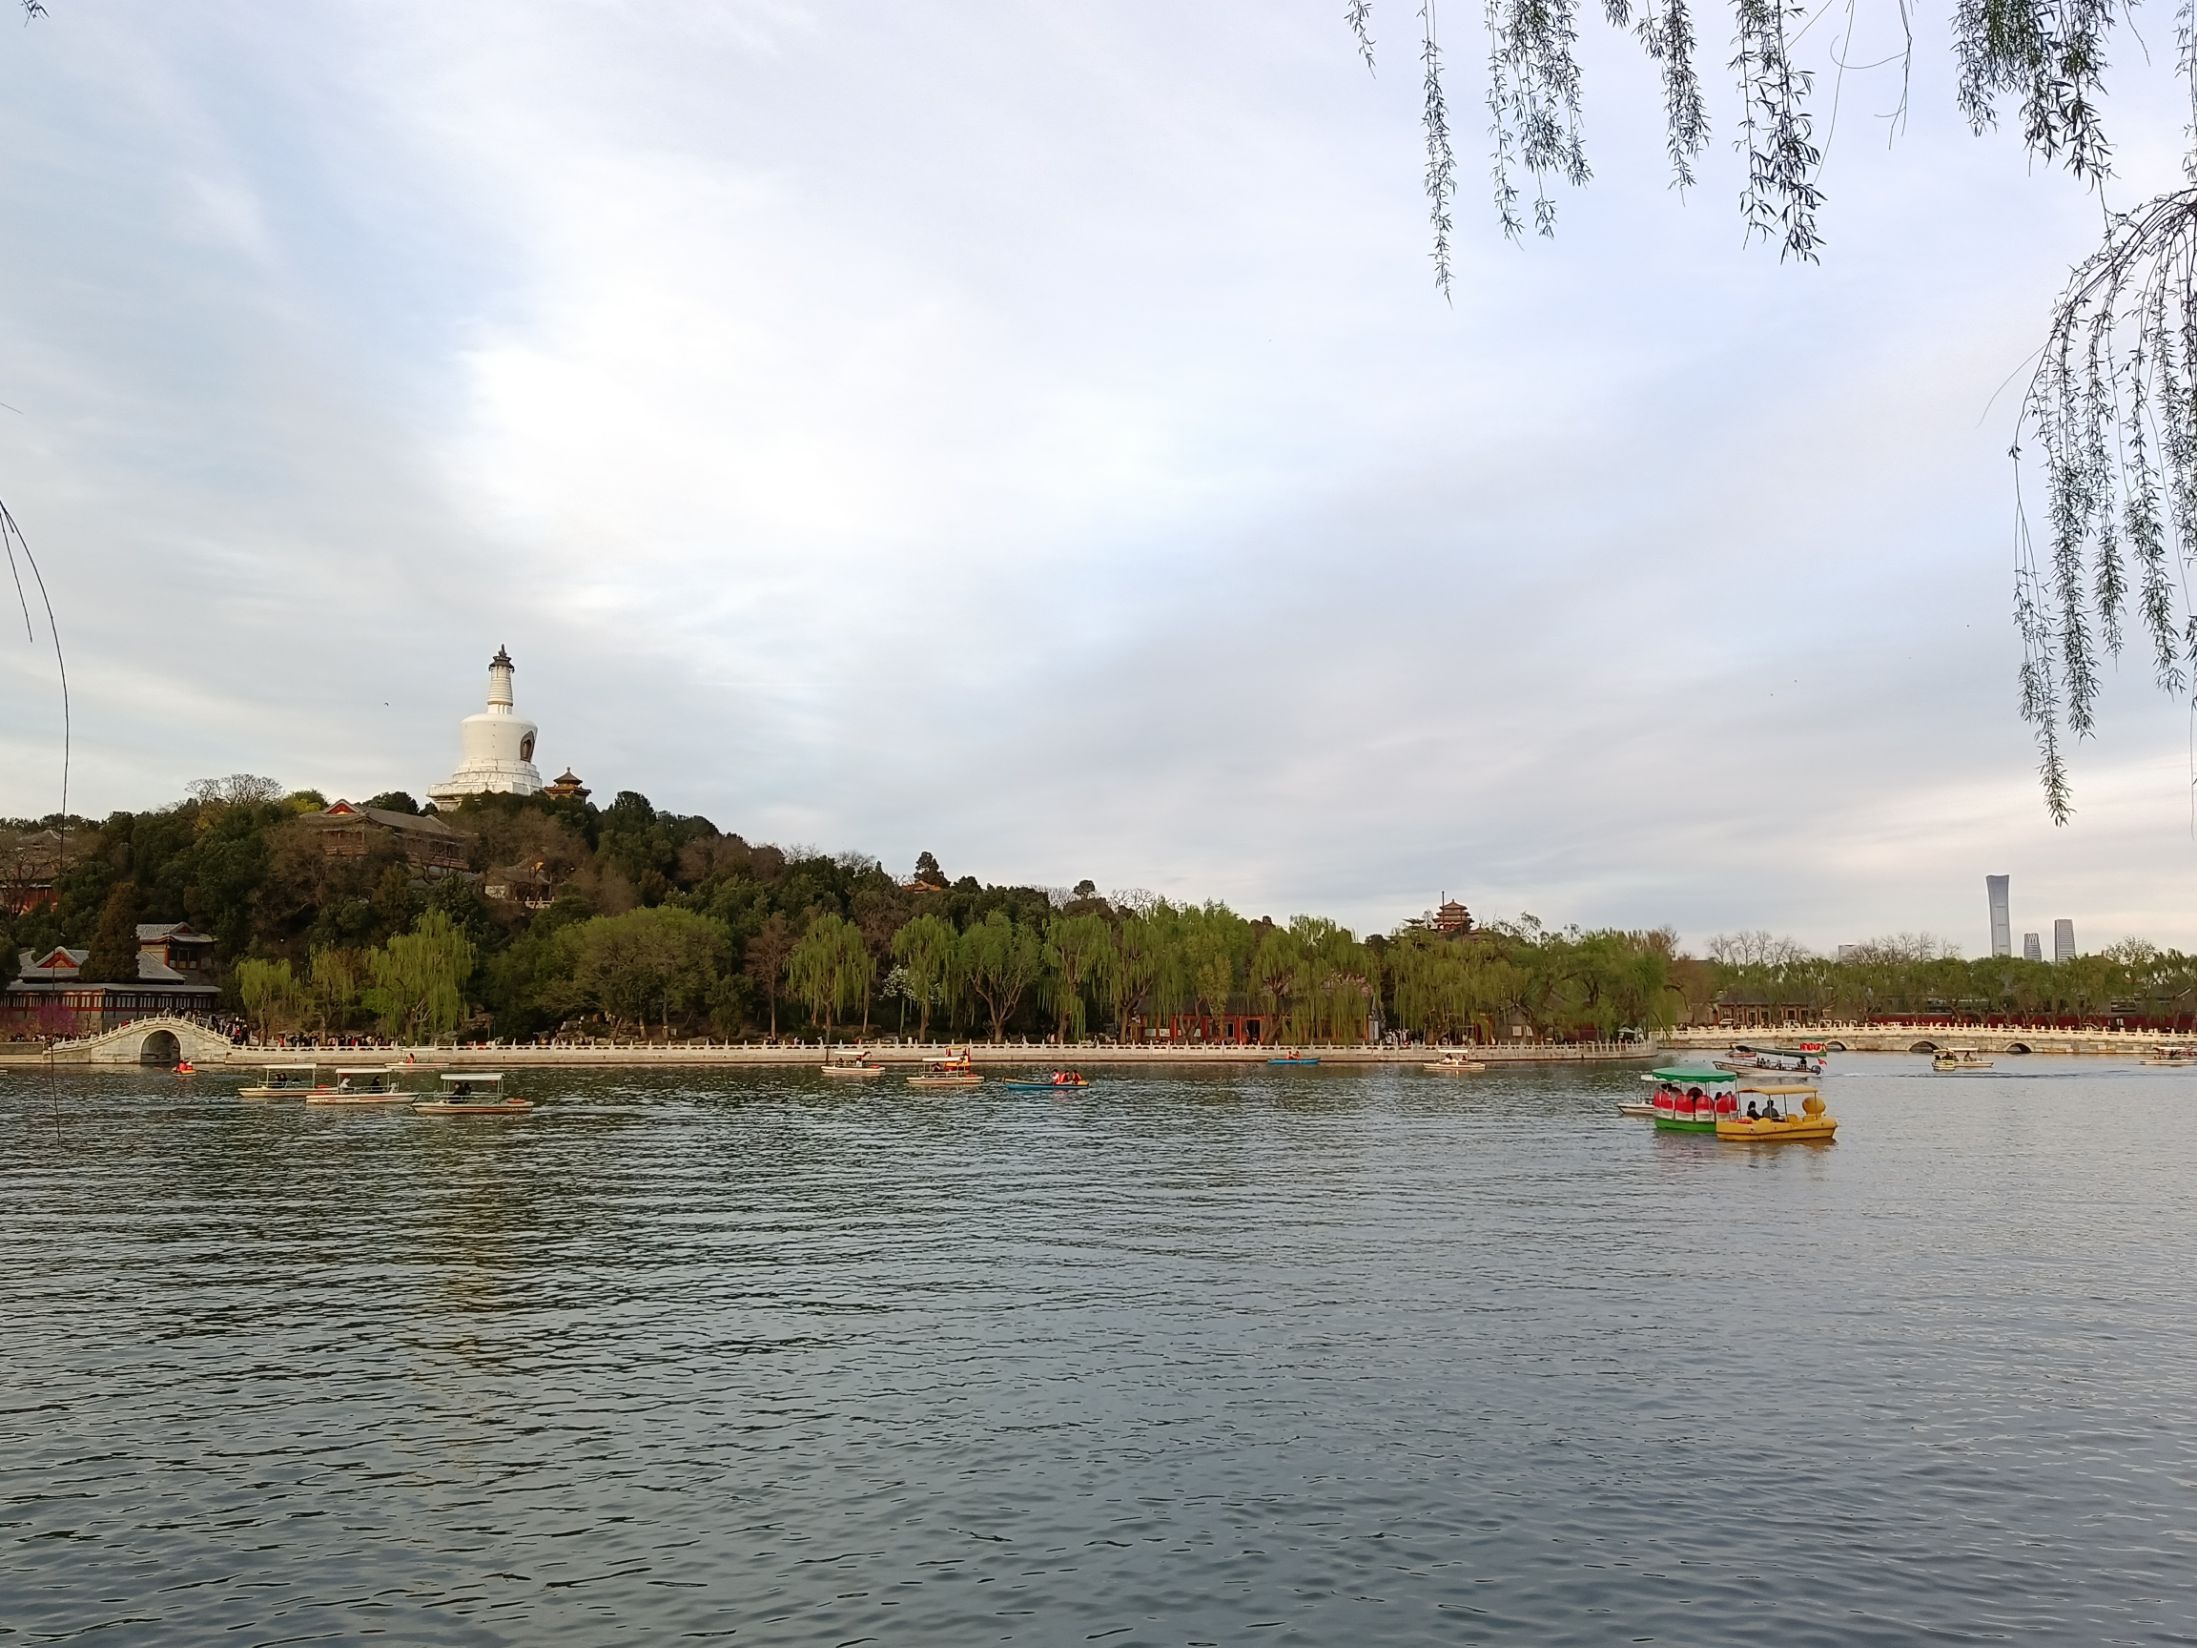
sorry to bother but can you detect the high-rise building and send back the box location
[2022,932,2043,962]
[1986,875,2012,958]
[2054,918,2076,964]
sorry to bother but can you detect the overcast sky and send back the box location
[0,2,2192,953]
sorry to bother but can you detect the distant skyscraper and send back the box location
[2022,932,2042,962]
[1987,875,2012,958]
[2054,919,2076,964]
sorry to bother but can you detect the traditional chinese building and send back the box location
[296,801,472,875]
[0,827,63,915]
[3,923,220,1036]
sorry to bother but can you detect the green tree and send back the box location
[891,912,960,1039]
[568,906,730,1035]
[788,913,869,1038]
[308,945,365,1034]
[1045,911,1114,1042]
[235,957,305,1037]
[363,908,477,1043]
[745,913,796,1036]
[1106,909,1165,1042]
[82,881,140,984]
[961,910,1044,1043]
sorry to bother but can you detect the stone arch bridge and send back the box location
[47,1016,240,1066]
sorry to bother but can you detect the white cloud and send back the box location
[0,1,2191,950]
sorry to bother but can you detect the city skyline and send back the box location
[0,6,2193,948]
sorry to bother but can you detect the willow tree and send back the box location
[960,910,1045,1042]
[1044,911,1115,1042]
[891,911,961,1039]
[235,957,306,1038]
[364,908,475,1043]
[788,913,869,1039]
[1348,2,2195,814]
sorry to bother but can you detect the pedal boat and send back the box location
[1268,1051,1321,1066]
[2144,1043,2197,1067]
[908,1054,983,1090]
[307,1067,416,1106]
[1718,1085,1837,1143]
[822,1052,888,1080]
[414,1072,535,1115]
[1002,1071,1089,1092]
[1645,1067,1739,1133]
[1422,1052,1486,1074]
[238,1063,327,1100]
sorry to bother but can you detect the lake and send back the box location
[3,1056,2194,1645]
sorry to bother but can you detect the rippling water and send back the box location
[5,1056,2196,1645]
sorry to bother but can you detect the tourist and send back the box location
[1745,1099,1760,1120]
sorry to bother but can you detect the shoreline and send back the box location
[0,1038,1659,1071]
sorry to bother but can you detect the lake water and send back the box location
[4,1056,2195,1646]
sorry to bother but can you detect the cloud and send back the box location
[0,1,2191,950]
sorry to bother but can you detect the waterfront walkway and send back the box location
[2,1016,1657,1069]
[1661,1022,2179,1056]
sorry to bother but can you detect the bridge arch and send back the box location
[2006,1042,2032,1055]
[138,1029,181,1066]
[1908,1039,1939,1054]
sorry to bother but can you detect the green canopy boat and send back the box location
[1642,1068,1737,1133]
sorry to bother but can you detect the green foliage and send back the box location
[566,905,731,1034]
[362,909,476,1043]
[745,913,796,1036]
[1045,911,1115,1042]
[890,912,960,1038]
[235,956,305,1036]
[787,913,869,1037]
[82,882,140,983]
[960,910,1045,1042]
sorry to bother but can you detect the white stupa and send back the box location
[426,645,544,806]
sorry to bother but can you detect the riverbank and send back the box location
[0,1023,1660,1069]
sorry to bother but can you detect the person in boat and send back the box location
[1762,1097,1782,1121]
[1745,1099,1761,1120]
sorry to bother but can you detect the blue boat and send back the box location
[1268,1054,1320,1067]
[1002,1073,1090,1092]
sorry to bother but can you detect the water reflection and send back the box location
[2,1058,2194,1644]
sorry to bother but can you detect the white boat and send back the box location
[1421,1052,1486,1074]
[908,1053,982,1090]
[414,1072,535,1115]
[822,1051,888,1080]
[238,1063,326,1099]
[306,1067,415,1106]
[1931,1047,1995,1072]
[2143,1043,2197,1067]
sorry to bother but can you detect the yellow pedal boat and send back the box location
[1717,1085,1837,1143]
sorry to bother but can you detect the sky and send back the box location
[0,1,2193,954]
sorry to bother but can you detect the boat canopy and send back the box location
[442,1072,505,1085]
[335,1067,395,1078]
[263,1063,319,1073]
[1740,1082,1816,1097]
[1750,1046,1823,1059]
[1648,1066,1737,1084]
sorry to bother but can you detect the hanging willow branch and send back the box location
[1347,0,2197,818]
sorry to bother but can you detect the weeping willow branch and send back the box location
[1,499,70,852]
[1342,0,2197,818]
[1349,0,1377,70]
[2016,191,2197,821]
